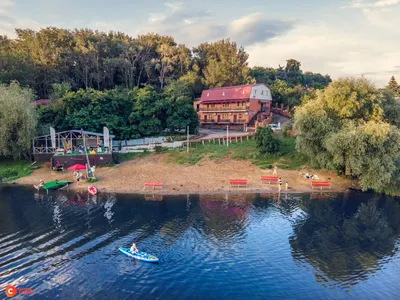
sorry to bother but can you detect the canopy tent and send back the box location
[67,164,87,171]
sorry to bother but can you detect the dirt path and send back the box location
[14,154,353,195]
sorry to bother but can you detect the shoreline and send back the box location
[11,154,355,196]
[4,182,350,196]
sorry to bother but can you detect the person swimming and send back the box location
[130,242,139,254]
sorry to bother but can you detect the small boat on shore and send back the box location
[88,186,97,195]
[34,180,71,191]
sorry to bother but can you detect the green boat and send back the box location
[40,180,71,190]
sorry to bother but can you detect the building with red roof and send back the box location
[193,83,272,130]
[34,99,50,106]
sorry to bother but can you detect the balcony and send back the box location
[200,106,247,112]
[200,119,247,124]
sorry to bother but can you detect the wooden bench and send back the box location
[261,176,279,184]
[144,182,163,190]
[311,181,330,190]
[230,179,247,188]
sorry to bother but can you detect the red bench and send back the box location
[144,182,163,190]
[261,176,279,184]
[311,181,330,190]
[230,179,247,188]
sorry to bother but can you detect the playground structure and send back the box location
[33,128,115,168]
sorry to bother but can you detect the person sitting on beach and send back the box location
[130,243,139,254]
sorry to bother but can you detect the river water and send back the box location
[0,186,399,299]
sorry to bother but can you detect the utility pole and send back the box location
[187,125,189,153]
[227,125,229,147]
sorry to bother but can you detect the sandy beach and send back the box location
[13,153,355,195]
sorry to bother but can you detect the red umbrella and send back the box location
[67,164,87,171]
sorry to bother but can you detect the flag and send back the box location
[104,127,110,147]
[50,127,56,148]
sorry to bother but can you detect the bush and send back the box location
[86,177,99,183]
[154,146,168,153]
[255,126,280,154]
[282,120,294,137]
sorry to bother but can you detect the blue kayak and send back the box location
[118,247,159,263]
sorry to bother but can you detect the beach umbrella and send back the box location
[67,164,86,171]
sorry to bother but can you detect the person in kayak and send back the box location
[130,243,139,254]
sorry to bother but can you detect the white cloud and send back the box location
[342,0,400,8]
[140,4,294,47]
[0,0,14,14]
[0,0,43,37]
[247,22,400,87]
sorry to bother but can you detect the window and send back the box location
[223,103,229,107]
[209,114,213,119]
[206,104,210,108]
[237,102,240,107]
[222,113,229,119]
[261,90,264,95]
[222,91,225,96]
[211,103,216,107]
[254,89,257,94]
[242,102,246,106]
[207,92,210,97]
[242,90,245,94]
[239,114,242,119]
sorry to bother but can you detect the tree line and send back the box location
[0,27,331,102]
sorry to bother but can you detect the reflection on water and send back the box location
[290,193,400,288]
[0,186,399,298]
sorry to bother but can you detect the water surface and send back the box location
[0,187,399,299]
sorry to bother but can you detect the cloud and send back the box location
[140,3,294,47]
[228,13,295,46]
[0,0,43,37]
[342,0,400,8]
[0,0,14,14]
[246,22,400,87]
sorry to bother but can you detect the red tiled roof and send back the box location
[200,84,259,102]
[34,99,50,105]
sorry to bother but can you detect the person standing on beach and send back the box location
[285,181,288,192]
[278,177,282,192]
[76,170,81,186]
[273,166,278,177]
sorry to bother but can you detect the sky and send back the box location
[0,0,399,87]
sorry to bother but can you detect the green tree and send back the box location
[294,77,400,192]
[285,59,302,86]
[49,82,71,102]
[255,126,280,154]
[387,76,399,96]
[0,82,37,160]
[194,39,250,88]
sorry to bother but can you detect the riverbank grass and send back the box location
[0,159,34,182]
[165,137,308,170]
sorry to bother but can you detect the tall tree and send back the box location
[193,39,250,88]
[387,76,399,96]
[0,82,37,160]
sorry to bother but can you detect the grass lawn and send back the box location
[112,151,150,164]
[165,137,308,170]
[0,159,36,182]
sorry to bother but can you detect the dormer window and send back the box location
[207,92,210,97]
[261,90,264,95]
[242,90,245,94]
[222,91,225,96]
